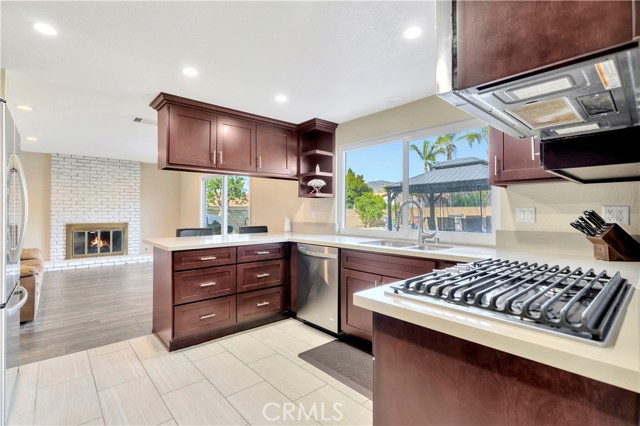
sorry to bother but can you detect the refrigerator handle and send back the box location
[7,154,29,263]
[6,286,29,317]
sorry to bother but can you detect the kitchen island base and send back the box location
[373,313,639,426]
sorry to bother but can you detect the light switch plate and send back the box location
[602,206,630,225]
[515,207,536,224]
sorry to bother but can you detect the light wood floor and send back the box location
[19,262,153,365]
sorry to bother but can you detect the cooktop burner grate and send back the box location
[390,258,632,343]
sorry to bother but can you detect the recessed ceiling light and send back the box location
[33,22,57,36]
[403,26,422,39]
[275,94,287,103]
[26,137,37,142]
[385,95,406,104]
[17,105,33,111]
[182,67,198,77]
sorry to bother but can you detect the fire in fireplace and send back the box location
[66,223,128,259]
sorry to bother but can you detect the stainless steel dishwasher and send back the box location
[296,243,339,334]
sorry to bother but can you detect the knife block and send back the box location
[585,224,640,261]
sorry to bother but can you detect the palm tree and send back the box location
[434,133,460,161]
[456,127,488,151]
[410,140,446,173]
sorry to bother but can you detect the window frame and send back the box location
[201,175,251,236]
[336,118,498,246]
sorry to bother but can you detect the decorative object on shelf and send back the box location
[307,179,326,194]
[315,164,320,173]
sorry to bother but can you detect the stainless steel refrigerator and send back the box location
[1,98,29,425]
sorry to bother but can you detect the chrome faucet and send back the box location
[395,200,439,244]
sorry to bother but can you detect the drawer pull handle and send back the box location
[200,313,216,320]
[255,251,270,255]
[256,273,270,278]
[200,281,217,287]
[200,256,217,261]
[256,301,270,307]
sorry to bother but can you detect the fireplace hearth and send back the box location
[66,223,128,259]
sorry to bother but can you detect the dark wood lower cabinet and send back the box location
[340,249,439,342]
[373,313,639,426]
[153,244,289,351]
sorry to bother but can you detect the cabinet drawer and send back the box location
[341,249,436,280]
[174,296,236,339]
[237,260,285,293]
[237,287,284,323]
[173,247,236,271]
[237,243,286,263]
[174,265,236,305]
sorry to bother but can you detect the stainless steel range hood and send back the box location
[437,42,640,141]
[435,0,640,183]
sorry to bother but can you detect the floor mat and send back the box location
[298,340,373,399]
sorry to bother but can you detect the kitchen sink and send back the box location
[358,240,416,248]
[407,244,454,251]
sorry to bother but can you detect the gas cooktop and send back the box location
[388,258,633,346]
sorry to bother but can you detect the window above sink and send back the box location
[336,118,497,247]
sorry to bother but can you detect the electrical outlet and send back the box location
[601,206,630,225]
[515,207,535,224]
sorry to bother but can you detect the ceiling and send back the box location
[1,1,437,164]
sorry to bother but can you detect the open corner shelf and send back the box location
[300,149,334,158]
[300,171,333,178]
[299,192,334,198]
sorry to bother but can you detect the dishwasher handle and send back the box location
[298,247,338,259]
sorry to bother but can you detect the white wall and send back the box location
[140,164,181,253]
[21,152,51,257]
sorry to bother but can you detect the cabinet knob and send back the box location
[255,251,270,255]
[256,301,270,307]
[199,256,217,261]
[258,156,262,169]
[256,273,270,278]
[200,281,217,287]
[531,136,540,160]
[219,151,223,164]
[494,156,498,176]
[211,151,217,164]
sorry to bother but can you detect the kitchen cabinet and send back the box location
[151,93,337,188]
[217,116,256,172]
[340,249,438,341]
[489,127,560,186]
[455,0,638,89]
[373,313,639,425]
[166,105,216,168]
[257,124,297,177]
[298,119,338,198]
[152,242,290,350]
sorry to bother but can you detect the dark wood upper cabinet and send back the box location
[167,105,216,168]
[217,116,256,172]
[150,93,337,193]
[489,127,560,186]
[455,0,638,89]
[256,124,298,177]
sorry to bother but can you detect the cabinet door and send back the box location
[217,116,256,172]
[456,1,635,89]
[168,105,216,168]
[257,124,298,176]
[340,268,381,341]
[489,127,559,186]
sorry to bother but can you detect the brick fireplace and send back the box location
[49,154,141,261]
[66,223,128,259]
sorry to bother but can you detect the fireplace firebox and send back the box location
[66,223,128,259]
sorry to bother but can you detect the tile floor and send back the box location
[8,319,373,426]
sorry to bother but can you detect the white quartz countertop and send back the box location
[144,232,640,392]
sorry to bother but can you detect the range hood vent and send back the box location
[540,126,640,183]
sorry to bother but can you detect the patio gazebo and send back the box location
[385,157,491,232]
